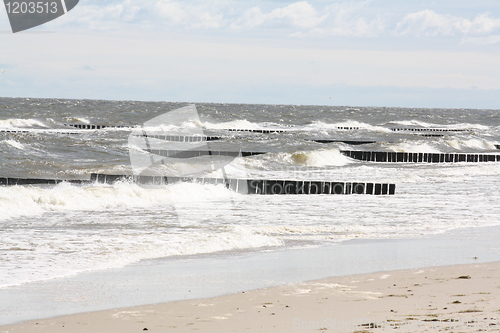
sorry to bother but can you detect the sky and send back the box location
[1,0,500,108]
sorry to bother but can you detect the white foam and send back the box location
[64,117,90,124]
[303,120,390,133]
[0,181,237,221]
[201,119,260,130]
[0,186,45,220]
[445,138,498,150]
[2,173,500,289]
[140,123,190,133]
[288,149,351,167]
[0,182,285,288]
[383,141,442,153]
[0,221,284,288]
[389,119,442,127]
[389,120,489,131]
[3,139,25,150]
[0,118,47,129]
[236,149,351,169]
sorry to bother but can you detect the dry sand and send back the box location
[1,261,499,333]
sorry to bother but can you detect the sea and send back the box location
[1,97,499,291]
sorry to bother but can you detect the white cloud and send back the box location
[396,10,500,37]
[230,1,328,31]
[267,2,327,29]
[43,0,384,37]
[456,13,500,34]
[155,0,185,25]
[229,7,265,29]
[396,10,454,36]
[46,1,142,31]
[7,0,500,43]
[315,2,386,37]
[231,1,384,37]
[155,0,225,29]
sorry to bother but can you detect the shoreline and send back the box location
[1,224,499,327]
[2,261,499,332]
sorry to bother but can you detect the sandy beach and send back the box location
[2,261,499,333]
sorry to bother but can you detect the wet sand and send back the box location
[2,261,499,332]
